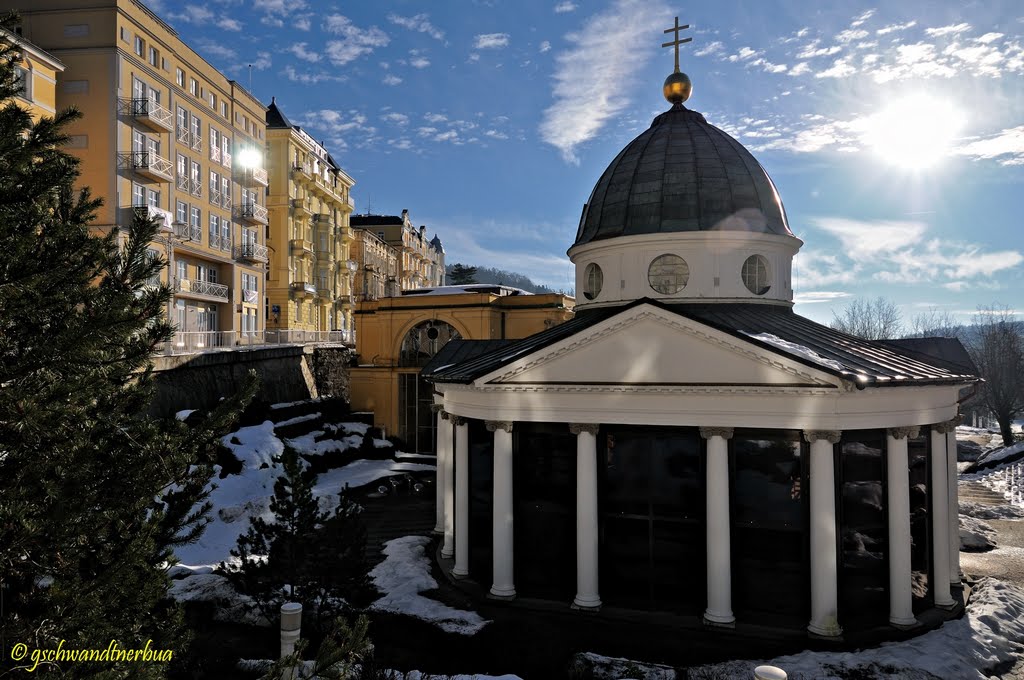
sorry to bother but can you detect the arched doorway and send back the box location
[399,320,461,451]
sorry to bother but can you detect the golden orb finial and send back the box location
[663,71,692,104]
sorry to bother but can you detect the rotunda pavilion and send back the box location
[422,30,977,637]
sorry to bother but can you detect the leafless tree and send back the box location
[906,307,962,339]
[964,305,1024,446]
[830,296,904,340]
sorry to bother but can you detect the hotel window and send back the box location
[176,200,187,225]
[120,26,128,43]
[209,170,219,204]
[190,160,201,196]
[132,183,146,207]
[176,154,187,182]
[190,113,202,147]
[131,129,145,154]
[134,35,144,56]
[221,219,231,248]
[209,128,219,160]
[148,189,160,208]
[176,260,187,282]
[208,92,216,109]
[209,214,219,245]
[243,228,256,247]
[189,78,198,96]
[145,248,161,286]
[161,57,168,71]
[177,106,187,138]
[190,207,201,240]
[220,101,228,118]
[222,135,230,163]
[222,177,231,203]
[148,46,158,66]
[176,68,184,87]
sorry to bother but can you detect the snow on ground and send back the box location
[972,441,1024,470]
[274,412,321,428]
[313,460,435,499]
[960,500,1024,520]
[175,409,196,421]
[961,515,998,552]
[238,658,521,680]
[168,573,267,626]
[369,536,488,635]
[286,430,364,456]
[676,578,1024,680]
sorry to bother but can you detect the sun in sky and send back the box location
[858,93,967,170]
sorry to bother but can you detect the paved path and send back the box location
[958,480,1024,679]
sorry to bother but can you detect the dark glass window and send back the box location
[399,320,460,367]
[908,431,931,613]
[468,419,493,584]
[398,373,436,453]
[599,426,703,612]
[513,423,576,600]
[731,431,807,623]
[838,431,888,629]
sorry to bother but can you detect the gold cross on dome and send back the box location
[662,16,692,73]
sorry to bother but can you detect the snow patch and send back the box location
[743,332,847,372]
[274,412,321,428]
[175,409,196,421]
[369,535,488,635]
[168,573,267,626]
[960,515,998,552]
[959,500,1024,520]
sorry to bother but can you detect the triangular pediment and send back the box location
[479,305,842,388]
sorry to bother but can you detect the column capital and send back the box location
[449,415,467,426]
[699,426,734,440]
[932,416,961,434]
[430,403,445,414]
[486,420,513,433]
[569,423,600,436]
[888,426,920,440]
[440,409,450,420]
[803,430,841,444]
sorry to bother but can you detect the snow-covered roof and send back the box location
[401,284,532,297]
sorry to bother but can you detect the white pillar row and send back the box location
[886,426,919,628]
[441,411,456,559]
[487,420,516,599]
[700,427,735,627]
[570,423,601,610]
[804,430,842,638]
[431,404,446,535]
[451,416,470,578]
[946,417,961,585]
[929,424,955,608]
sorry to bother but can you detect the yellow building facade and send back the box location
[351,211,445,292]
[3,27,64,122]
[265,98,356,343]
[351,228,399,301]
[350,287,575,451]
[7,0,270,353]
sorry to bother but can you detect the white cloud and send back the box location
[474,33,510,49]
[925,23,971,37]
[794,291,854,304]
[294,15,311,31]
[955,126,1024,165]
[484,129,508,139]
[539,40,552,53]
[728,46,761,62]
[850,9,875,28]
[976,32,1005,44]
[288,43,320,63]
[434,130,459,142]
[196,39,236,61]
[424,113,448,124]
[324,15,390,65]
[168,5,213,24]
[281,65,343,84]
[788,62,811,76]
[416,126,438,137]
[836,29,869,43]
[539,0,668,163]
[387,13,445,41]
[251,52,272,71]
[217,16,242,31]
[877,21,917,35]
[796,41,841,59]
[814,218,925,259]
[695,41,724,57]
[382,74,403,86]
[382,112,409,126]
[410,56,431,69]
[815,56,856,78]
[554,1,577,12]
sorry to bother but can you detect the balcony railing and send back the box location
[210,189,222,207]
[190,179,202,197]
[164,330,354,355]
[175,278,228,300]
[238,202,268,225]
[120,151,173,183]
[223,150,232,168]
[191,133,202,152]
[222,194,232,210]
[176,174,189,191]
[238,166,268,187]
[290,281,316,297]
[209,233,221,250]
[177,127,191,146]
[190,224,203,242]
[119,98,173,133]
[130,205,174,232]
[235,243,269,263]
[210,145,221,163]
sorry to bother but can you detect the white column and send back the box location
[946,421,961,585]
[432,405,446,535]
[701,427,734,627]
[887,426,918,628]
[805,430,842,637]
[452,416,470,578]
[930,425,955,608]
[441,412,455,559]
[570,423,601,610]
[487,420,515,599]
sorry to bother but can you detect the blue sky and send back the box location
[151,0,1024,325]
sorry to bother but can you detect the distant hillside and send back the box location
[445,264,565,295]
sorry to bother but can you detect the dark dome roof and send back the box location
[573,104,791,248]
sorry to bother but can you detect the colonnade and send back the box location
[430,408,962,634]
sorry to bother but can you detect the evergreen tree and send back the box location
[224,448,369,630]
[0,18,255,677]
[447,263,478,285]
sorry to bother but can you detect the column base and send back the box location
[703,610,735,628]
[451,566,470,579]
[571,595,602,611]
[889,616,919,630]
[934,598,957,611]
[441,546,454,560]
[487,586,516,601]
[431,525,444,535]
[807,621,843,639]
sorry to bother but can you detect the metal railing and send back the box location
[163,330,354,355]
[210,145,221,163]
[121,151,173,181]
[235,243,269,262]
[177,127,191,146]
[223,150,232,168]
[264,329,353,345]
[176,174,190,191]
[175,278,228,300]
[190,178,202,197]
[222,194,232,210]
[209,233,221,249]
[191,132,202,152]
[209,189,222,207]
[239,202,268,223]
[119,97,173,131]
